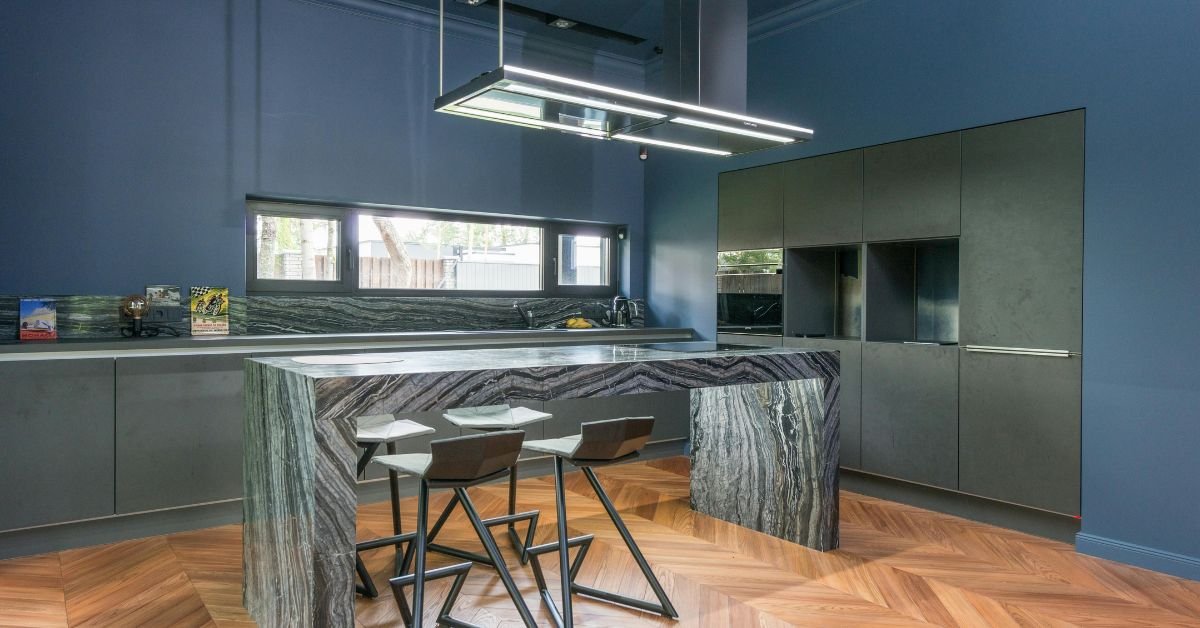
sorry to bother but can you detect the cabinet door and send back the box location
[716,333,782,347]
[115,355,245,513]
[718,164,783,251]
[783,150,863,246]
[863,132,961,241]
[543,392,690,444]
[960,110,1084,352]
[0,359,115,531]
[959,350,1081,514]
[861,343,958,489]
[783,337,862,469]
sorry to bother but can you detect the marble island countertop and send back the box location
[250,341,822,380]
[243,340,841,626]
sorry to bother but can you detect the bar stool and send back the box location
[353,414,435,598]
[430,404,553,564]
[522,417,679,628]
[378,431,538,628]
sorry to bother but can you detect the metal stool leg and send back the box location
[411,479,429,628]
[581,467,678,618]
[553,457,575,627]
[456,486,538,628]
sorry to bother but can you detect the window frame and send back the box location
[246,195,621,298]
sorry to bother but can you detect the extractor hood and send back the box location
[433,1,813,156]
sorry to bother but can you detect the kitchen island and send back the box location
[243,342,840,627]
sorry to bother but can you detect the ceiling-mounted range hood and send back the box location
[433,0,813,156]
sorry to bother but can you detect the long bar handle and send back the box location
[963,345,1079,358]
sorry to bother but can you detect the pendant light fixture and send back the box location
[433,0,813,156]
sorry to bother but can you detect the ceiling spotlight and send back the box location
[547,16,577,29]
[456,0,488,6]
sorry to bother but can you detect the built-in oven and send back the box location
[716,249,783,336]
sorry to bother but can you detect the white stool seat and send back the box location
[372,453,433,478]
[356,415,436,443]
[521,435,583,458]
[443,404,553,429]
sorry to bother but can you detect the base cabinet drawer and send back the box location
[115,355,245,513]
[543,392,690,444]
[959,350,1081,514]
[0,360,116,531]
[861,343,959,489]
[784,337,862,469]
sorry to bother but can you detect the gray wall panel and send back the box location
[0,359,115,531]
[861,342,959,489]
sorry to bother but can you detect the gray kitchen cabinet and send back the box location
[718,164,784,251]
[863,132,961,241]
[960,110,1084,353]
[0,359,116,531]
[783,337,862,469]
[543,392,690,444]
[959,349,1081,514]
[115,355,245,513]
[783,150,863,246]
[861,342,959,489]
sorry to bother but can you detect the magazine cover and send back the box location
[146,284,182,307]
[189,286,229,335]
[19,298,57,340]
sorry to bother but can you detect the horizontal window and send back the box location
[254,214,341,282]
[246,196,620,298]
[359,215,542,291]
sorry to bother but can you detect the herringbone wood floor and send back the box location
[2,456,1199,627]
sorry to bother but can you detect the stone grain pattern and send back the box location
[243,344,838,627]
[0,295,640,339]
[690,378,839,550]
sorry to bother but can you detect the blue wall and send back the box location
[647,0,1200,578]
[0,0,647,296]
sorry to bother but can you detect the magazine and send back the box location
[189,286,229,335]
[19,298,57,340]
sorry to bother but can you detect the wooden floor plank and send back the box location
[3,456,1197,627]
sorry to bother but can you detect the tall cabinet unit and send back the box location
[958,111,1084,515]
[717,109,1085,525]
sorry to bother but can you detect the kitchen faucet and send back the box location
[513,302,537,329]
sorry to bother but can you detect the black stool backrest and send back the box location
[572,417,654,461]
[426,430,525,481]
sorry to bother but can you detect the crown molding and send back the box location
[291,0,646,79]
[748,0,870,43]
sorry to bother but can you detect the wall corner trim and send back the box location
[1076,533,1200,582]
[749,0,870,43]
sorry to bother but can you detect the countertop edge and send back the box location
[0,328,695,362]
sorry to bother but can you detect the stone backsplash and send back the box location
[0,295,645,339]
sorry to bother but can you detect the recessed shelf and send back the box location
[784,245,863,340]
[865,239,959,344]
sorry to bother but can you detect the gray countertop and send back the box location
[0,327,692,361]
[251,342,818,380]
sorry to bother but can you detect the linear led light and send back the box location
[670,116,797,143]
[612,133,732,156]
[501,83,667,120]
[504,65,813,136]
[447,105,607,137]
